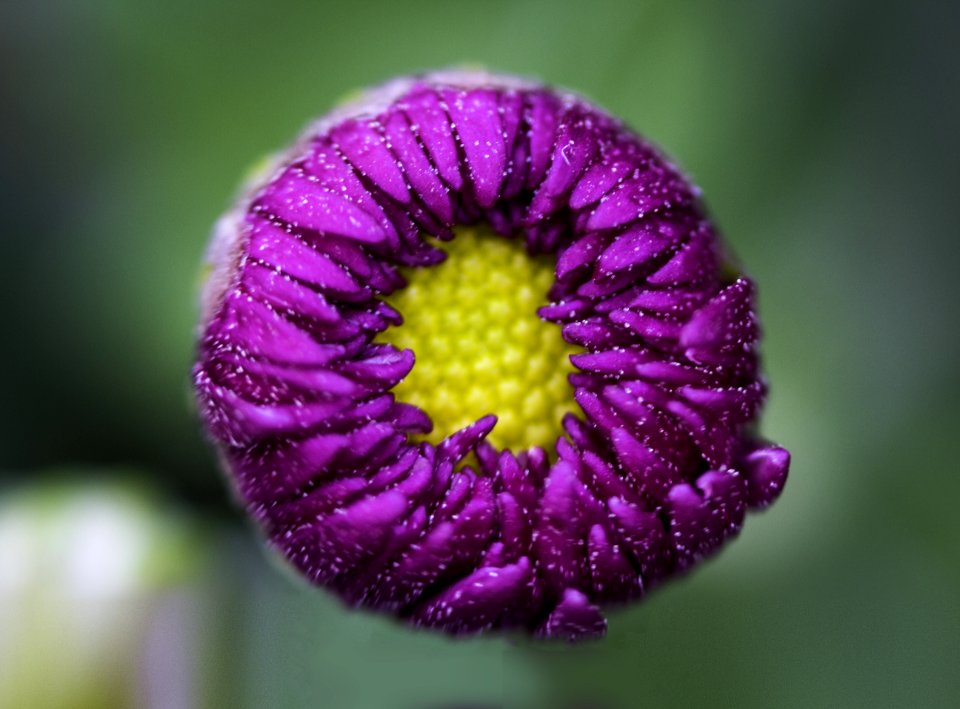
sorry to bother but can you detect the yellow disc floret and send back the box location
[380,226,579,451]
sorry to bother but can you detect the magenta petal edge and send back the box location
[193,70,790,640]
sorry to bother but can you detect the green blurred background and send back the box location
[2,0,958,707]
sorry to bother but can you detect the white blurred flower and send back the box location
[0,479,202,709]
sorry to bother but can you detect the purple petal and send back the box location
[588,523,642,602]
[597,217,684,274]
[260,167,390,244]
[402,88,464,190]
[680,278,758,358]
[438,414,498,462]
[381,107,455,224]
[410,559,536,633]
[536,588,606,641]
[246,218,364,296]
[330,119,410,204]
[444,88,506,208]
[741,444,791,508]
[523,90,563,191]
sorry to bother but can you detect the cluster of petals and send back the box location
[194,71,790,640]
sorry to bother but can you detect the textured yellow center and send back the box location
[381,226,579,451]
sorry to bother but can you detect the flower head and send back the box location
[193,70,790,640]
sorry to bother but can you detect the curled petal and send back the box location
[537,588,607,641]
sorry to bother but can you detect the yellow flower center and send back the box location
[380,226,579,451]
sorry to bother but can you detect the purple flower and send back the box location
[193,70,790,640]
